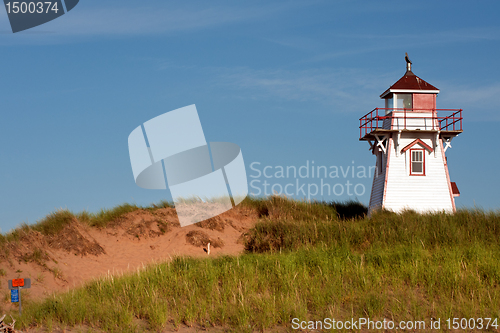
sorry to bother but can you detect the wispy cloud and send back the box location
[52,6,253,35]
[207,66,395,112]
[330,27,500,43]
[3,1,307,37]
[438,82,500,121]
[204,65,500,120]
[306,27,500,62]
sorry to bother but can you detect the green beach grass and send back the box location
[2,197,500,332]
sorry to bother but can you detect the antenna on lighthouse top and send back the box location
[405,52,412,72]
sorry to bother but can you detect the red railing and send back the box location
[359,108,462,139]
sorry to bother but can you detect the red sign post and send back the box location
[8,278,31,316]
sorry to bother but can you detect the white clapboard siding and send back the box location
[368,166,385,210]
[368,139,391,212]
[382,134,454,213]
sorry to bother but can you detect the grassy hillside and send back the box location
[3,197,500,332]
[0,201,173,267]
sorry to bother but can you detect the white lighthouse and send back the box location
[360,55,462,214]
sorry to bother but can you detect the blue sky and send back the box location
[0,0,499,232]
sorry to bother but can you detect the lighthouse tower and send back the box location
[360,55,463,214]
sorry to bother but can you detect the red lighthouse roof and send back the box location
[380,56,440,98]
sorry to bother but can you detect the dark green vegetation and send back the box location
[4,197,500,332]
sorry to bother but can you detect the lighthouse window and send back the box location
[410,149,424,175]
[385,98,394,114]
[377,151,383,175]
[396,94,412,110]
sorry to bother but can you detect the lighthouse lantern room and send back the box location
[360,55,463,214]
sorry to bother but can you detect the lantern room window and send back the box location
[384,93,412,114]
[396,93,412,109]
[410,149,425,175]
[385,98,394,114]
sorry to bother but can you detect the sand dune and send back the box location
[0,205,259,304]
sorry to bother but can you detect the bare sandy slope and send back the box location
[0,205,259,305]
